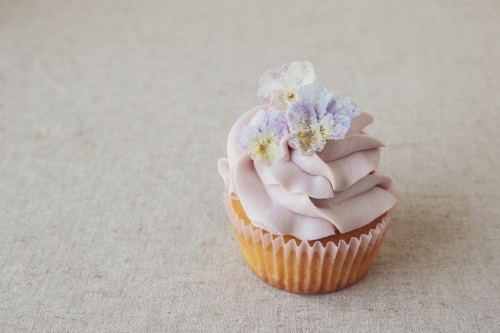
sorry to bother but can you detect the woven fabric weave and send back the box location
[1,0,499,331]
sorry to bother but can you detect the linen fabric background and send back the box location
[1,0,499,332]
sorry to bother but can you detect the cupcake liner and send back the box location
[223,192,396,294]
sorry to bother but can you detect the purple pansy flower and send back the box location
[286,84,361,155]
[239,109,289,165]
[286,83,336,155]
[327,97,361,139]
[241,62,362,163]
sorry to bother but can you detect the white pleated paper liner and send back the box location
[223,191,396,293]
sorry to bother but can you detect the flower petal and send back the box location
[239,109,290,165]
[284,61,316,87]
[297,83,333,118]
[329,97,361,119]
[257,61,316,105]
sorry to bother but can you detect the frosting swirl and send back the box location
[218,105,396,240]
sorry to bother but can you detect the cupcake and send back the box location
[217,62,397,294]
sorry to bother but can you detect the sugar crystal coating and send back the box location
[243,62,362,162]
[257,61,316,110]
[239,109,289,165]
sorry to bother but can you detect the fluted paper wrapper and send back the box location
[223,192,396,294]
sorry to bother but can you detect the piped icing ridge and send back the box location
[218,62,396,240]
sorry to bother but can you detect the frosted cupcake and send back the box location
[218,62,397,294]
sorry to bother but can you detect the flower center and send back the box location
[319,124,330,137]
[297,129,319,150]
[284,91,296,103]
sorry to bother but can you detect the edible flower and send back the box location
[328,97,361,140]
[287,83,334,155]
[242,62,362,162]
[257,61,316,110]
[239,109,289,165]
[287,84,360,155]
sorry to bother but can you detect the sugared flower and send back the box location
[295,83,332,117]
[239,109,289,165]
[243,62,362,160]
[257,62,316,110]
[286,83,335,155]
[327,97,361,139]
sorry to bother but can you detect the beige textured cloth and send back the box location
[1,0,499,331]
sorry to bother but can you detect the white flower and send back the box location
[239,109,289,166]
[257,62,316,110]
[247,131,283,166]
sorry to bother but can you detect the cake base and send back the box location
[225,196,395,294]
